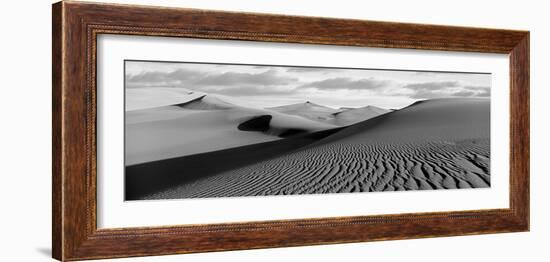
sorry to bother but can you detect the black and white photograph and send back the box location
[124,60,491,200]
[3,0,545,261]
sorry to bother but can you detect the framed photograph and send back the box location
[52,1,529,261]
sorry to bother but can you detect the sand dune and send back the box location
[268,102,390,126]
[318,98,489,144]
[125,127,344,199]
[126,94,337,165]
[332,105,391,126]
[137,98,491,199]
[174,95,235,110]
[267,101,339,123]
[125,87,199,111]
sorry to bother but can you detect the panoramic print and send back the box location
[124,60,491,200]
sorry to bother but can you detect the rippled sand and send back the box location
[131,98,490,200]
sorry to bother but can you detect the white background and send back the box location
[98,35,509,228]
[0,0,546,261]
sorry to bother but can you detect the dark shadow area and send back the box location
[237,114,309,138]
[237,115,272,132]
[278,128,308,138]
[125,126,345,200]
[173,95,206,108]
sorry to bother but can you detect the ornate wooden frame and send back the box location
[52,1,530,261]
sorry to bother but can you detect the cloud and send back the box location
[300,77,391,91]
[126,63,491,103]
[126,67,303,97]
[126,68,298,92]
[414,71,440,76]
[403,81,460,90]
[402,81,490,99]
[285,67,328,73]
[464,85,491,97]
[407,90,450,99]
[194,70,297,86]
[198,86,296,96]
[449,90,476,97]
[126,68,206,88]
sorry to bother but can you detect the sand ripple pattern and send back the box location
[146,138,490,199]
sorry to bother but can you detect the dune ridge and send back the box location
[173,95,235,110]
[125,93,337,165]
[268,101,390,126]
[332,105,391,126]
[267,101,339,123]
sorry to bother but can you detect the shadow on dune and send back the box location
[127,98,490,200]
[125,126,345,200]
[237,115,272,132]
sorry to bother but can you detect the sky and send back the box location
[125,60,491,109]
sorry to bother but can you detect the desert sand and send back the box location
[268,101,340,123]
[126,98,490,200]
[332,105,391,126]
[268,102,390,126]
[125,91,337,165]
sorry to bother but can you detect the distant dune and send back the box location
[332,105,391,126]
[125,87,198,111]
[268,101,390,126]
[317,98,489,144]
[125,92,336,165]
[137,98,491,199]
[174,95,235,110]
[267,101,339,123]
